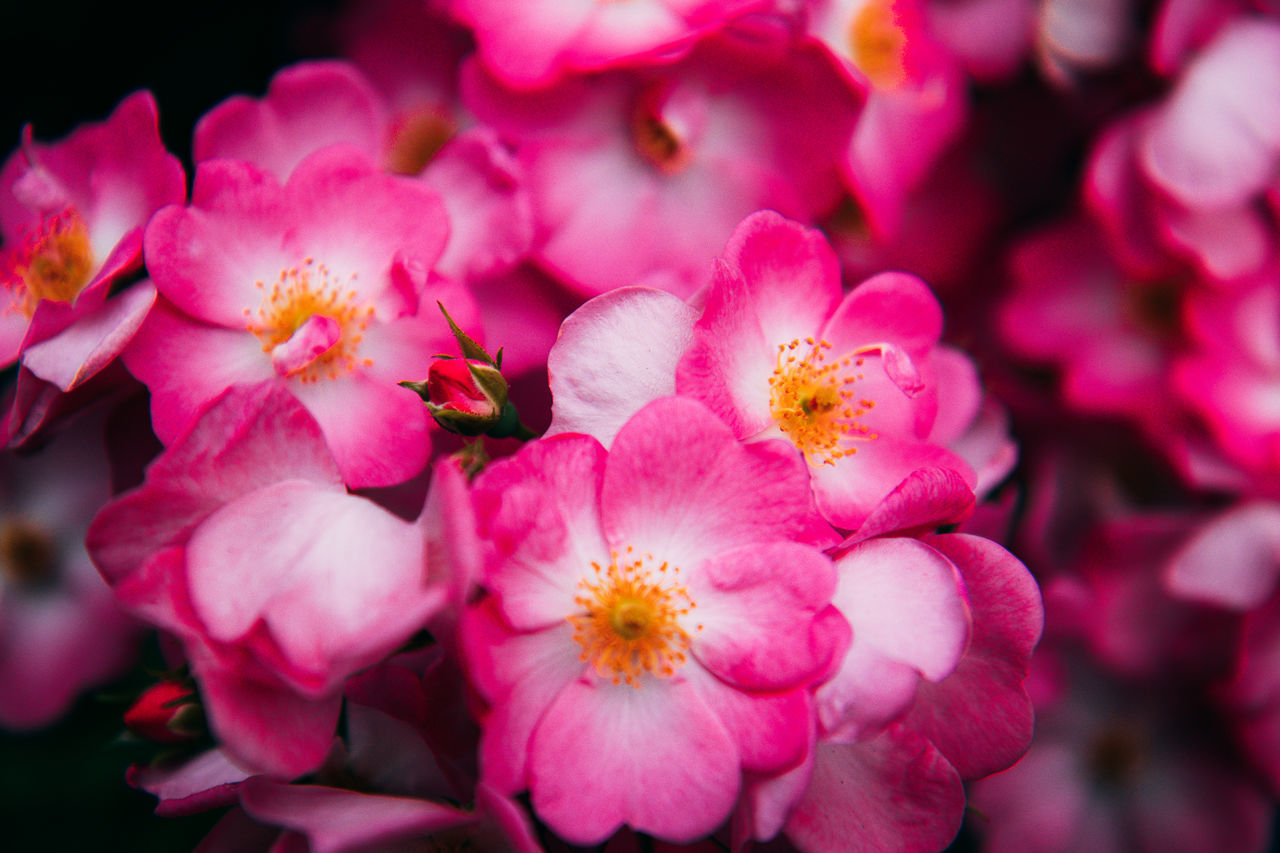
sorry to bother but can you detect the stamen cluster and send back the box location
[244,258,373,383]
[1,207,94,316]
[569,547,698,687]
[768,337,877,466]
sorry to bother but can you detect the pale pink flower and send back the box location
[463,396,845,844]
[88,384,448,776]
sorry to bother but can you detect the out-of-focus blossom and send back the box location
[0,408,139,729]
[88,384,449,776]
[125,145,473,487]
[1172,271,1280,488]
[805,0,969,235]
[465,31,860,298]
[451,0,772,89]
[464,396,845,844]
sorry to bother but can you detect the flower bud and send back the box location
[403,358,513,437]
[123,682,203,744]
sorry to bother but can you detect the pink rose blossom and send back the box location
[463,396,845,844]
[126,144,474,487]
[465,32,860,298]
[88,384,449,776]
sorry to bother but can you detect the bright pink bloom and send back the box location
[463,397,845,844]
[465,32,860,298]
[677,211,977,528]
[126,145,472,487]
[0,92,183,431]
[88,384,448,776]
[0,408,139,729]
[452,0,771,88]
[546,212,990,528]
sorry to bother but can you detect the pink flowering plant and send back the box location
[15,1,1280,850]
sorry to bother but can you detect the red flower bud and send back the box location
[124,682,202,744]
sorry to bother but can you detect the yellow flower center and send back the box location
[244,258,374,383]
[849,0,909,90]
[768,337,878,466]
[2,207,95,317]
[570,547,700,688]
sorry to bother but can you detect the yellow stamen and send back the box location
[768,337,878,466]
[2,207,95,317]
[243,258,374,383]
[569,547,699,688]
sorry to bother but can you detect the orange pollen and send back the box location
[1,207,95,317]
[849,0,909,90]
[768,337,878,466]
[243,258,374,383]
[569,547,699,688]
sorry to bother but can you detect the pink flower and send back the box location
[0,92,183,442]
[677,211,977,528]
[452,0,771,88]
[88,384,449,776]
[0,407,139,729]
[462,396,845,844]
[125,145,474,487]
[465,32,860,298]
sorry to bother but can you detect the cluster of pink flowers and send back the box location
[3,0,1279,850]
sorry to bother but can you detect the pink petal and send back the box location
[807,433,976,530]
[238,779,473,853]
[127,749,252,817]
[474,434,609,631]
[197,666,341,779]
[1166,502,1280,610]
[1141,18,1280,209]
[688,542,840,691]
[783,725,965,853]
[124,298,276,444]
[832,538,970,684]
[547,287,699,447]
[186,481,438,689]
[841,466,976,546]
[602,397,834,571]
[194,60,388,182]
[686,665,815,775]
[901,533,1043,780]
[528,677,739,845]
[20,279,156,390]
[87,383,343,584]
[460,601,585,793]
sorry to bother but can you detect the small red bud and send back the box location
[124,682,200,744]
